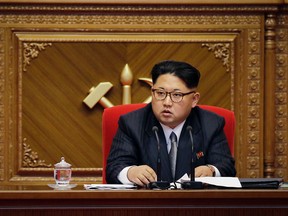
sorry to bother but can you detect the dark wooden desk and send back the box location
[0,185,288,216]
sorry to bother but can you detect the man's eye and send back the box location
[157,91,166,96]
[172,93,183,98]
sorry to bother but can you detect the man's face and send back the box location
[151,74,200,129]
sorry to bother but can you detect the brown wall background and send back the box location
[0,0,287,185]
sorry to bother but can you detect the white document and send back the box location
[84,184,137,190]
[179,174,242,188]
[195,177,242,188]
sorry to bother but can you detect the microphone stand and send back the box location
[147,126,170,190]
[147,149,170,189]
[181,126,203,189]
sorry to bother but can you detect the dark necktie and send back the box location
[169,132,177,180]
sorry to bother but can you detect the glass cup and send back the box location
[54,157,72,186]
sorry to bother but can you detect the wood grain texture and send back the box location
[22,42,230,172]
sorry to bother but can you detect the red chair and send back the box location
[102,103,235,183]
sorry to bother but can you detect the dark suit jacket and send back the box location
[106,103,236,184]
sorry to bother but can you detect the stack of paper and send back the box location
[178,174,242,188]
[84,184,137,190]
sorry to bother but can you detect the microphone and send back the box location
[147,126,170,190]
[181,126,203,189]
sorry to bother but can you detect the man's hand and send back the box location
[127,165,157,187]
[195,165,214,177]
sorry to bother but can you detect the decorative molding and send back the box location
[247,28,262,178]
[263,13,277,178]
[23,42,52,72]
[0,5,280,13]
[0,14,261,26]
[0,156,3,181]
[15,33,236,44]
[202,43,230,72]
[0,28,4,181]
[22,138,52,168]
[275,16,288,179]
[278,14,288,26]
[9,175,100,183]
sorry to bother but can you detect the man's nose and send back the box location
[163,93,173,105]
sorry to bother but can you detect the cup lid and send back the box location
[54,157,71,168]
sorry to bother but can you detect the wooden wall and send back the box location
[0,0,287,185]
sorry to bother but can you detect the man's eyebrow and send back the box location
[155,87,183,92]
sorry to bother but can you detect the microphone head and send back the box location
[152,126,158,132]
[186,126,192,131]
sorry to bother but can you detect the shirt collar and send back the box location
[160,120,186,146]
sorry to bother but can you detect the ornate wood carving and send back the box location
[246,28,262,178]
[0,14,263,26]
[202,43,230,72]
[275,13,288,180]
[0,28,4,181]
[0,4,280,14]
[23,42,52,72]
[264,14,277,178]
[22,138,52,168]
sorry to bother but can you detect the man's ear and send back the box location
[191,92,200,108]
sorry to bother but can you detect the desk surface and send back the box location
[0,184,288,201]
[0,185,287,216]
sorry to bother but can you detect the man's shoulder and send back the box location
[194,105,225,121]
[120,103,152,122]
[118,103,155,133]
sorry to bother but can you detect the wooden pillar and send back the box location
[264,14,276,178]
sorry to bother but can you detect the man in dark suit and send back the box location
[106,60,236,186]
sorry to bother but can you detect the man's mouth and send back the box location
[162,110,172,116]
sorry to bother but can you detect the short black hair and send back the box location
[151,60,201,89]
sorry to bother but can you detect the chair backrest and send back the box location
[102,103,235,183]
[198,105,235,156]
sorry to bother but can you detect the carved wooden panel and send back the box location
[14,33,233,183]
[275,13,288,181]
[0,2,287,184]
